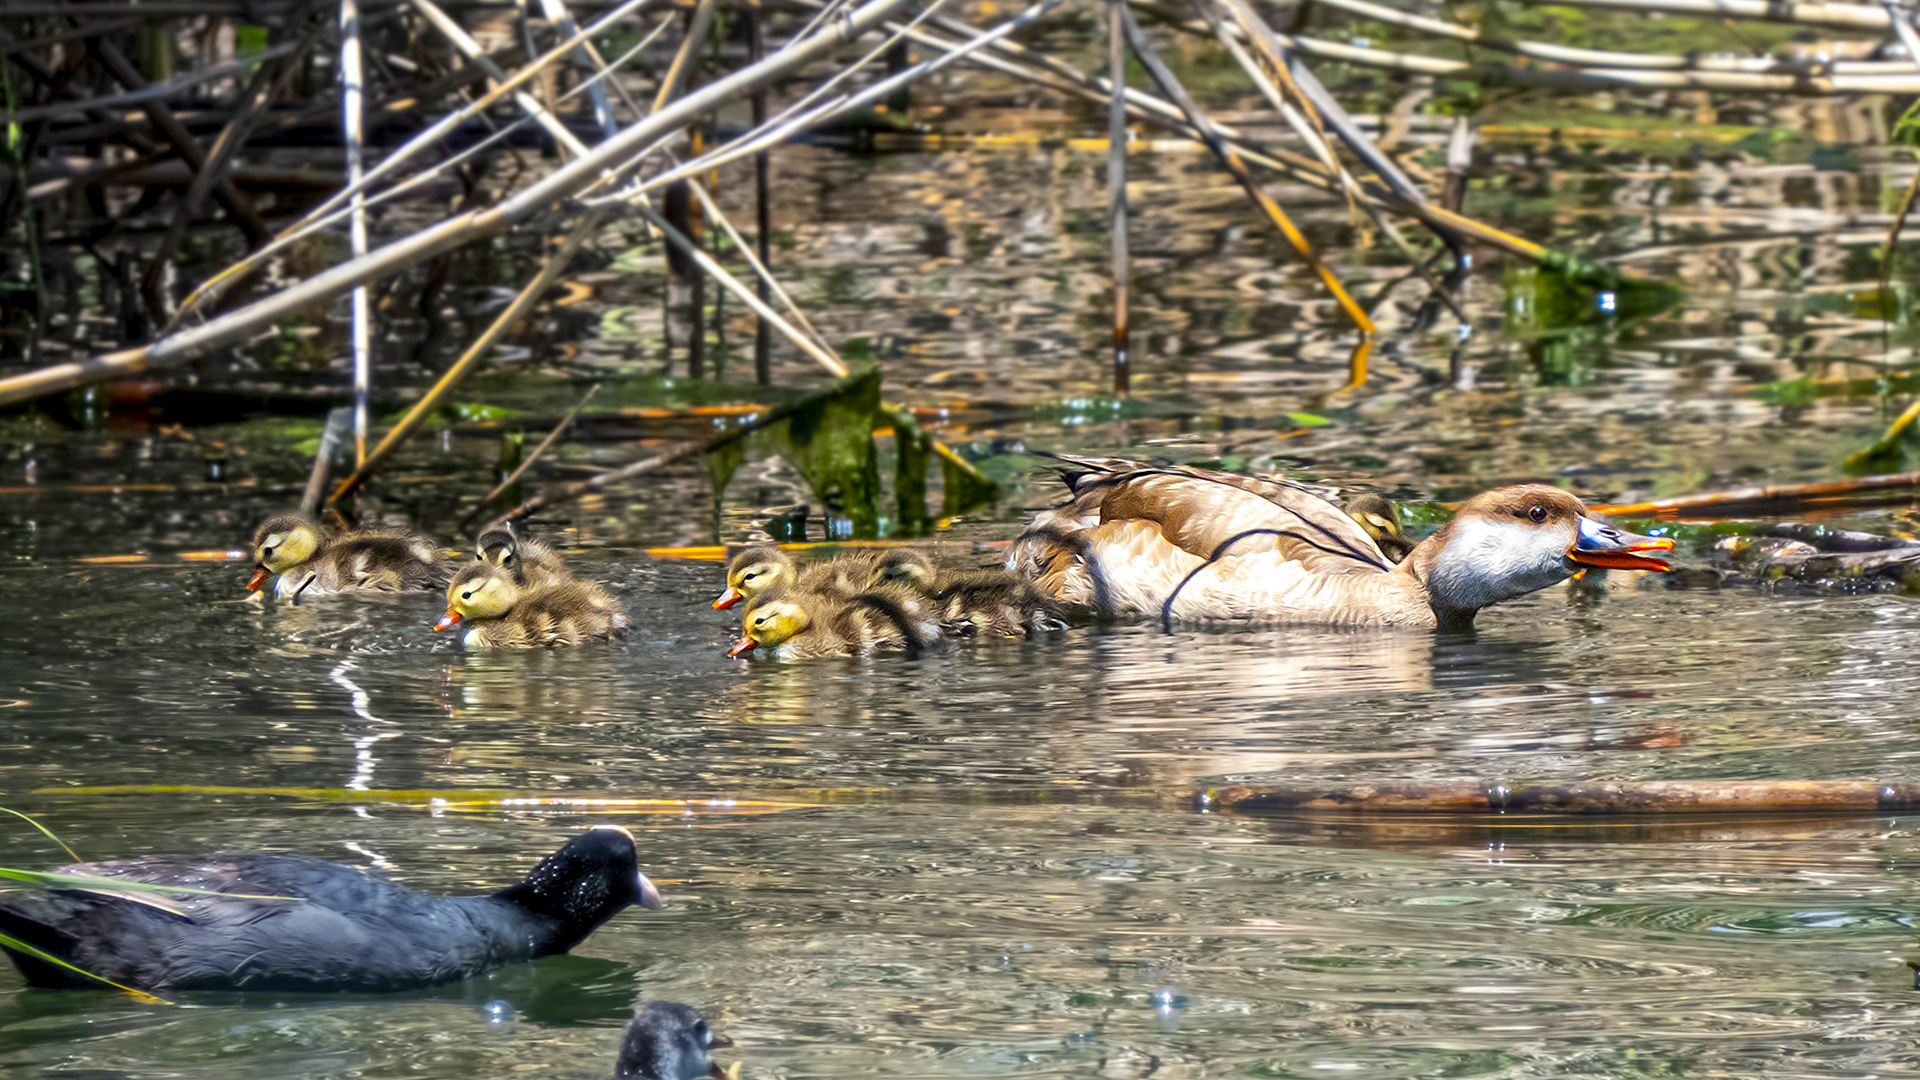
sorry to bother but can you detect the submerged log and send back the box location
[1200,779,1920,815]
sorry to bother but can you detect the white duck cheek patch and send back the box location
[1429,519,1576,610]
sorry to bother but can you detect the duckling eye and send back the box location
[461,591,472,600]
[693,1021,710,1046]
[742,571,758,581]
[1527,505,1547,524]
[753,616,767,626]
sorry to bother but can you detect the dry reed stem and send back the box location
[634,200,850,377]
[168,0,667,326]
[328,210,611,506]
[1107,0,1131,398]
[0,0,921,408]
[1120,4,1376,388]
[410,0,592,158]
[342,0,372,465]
[466,382,603,523]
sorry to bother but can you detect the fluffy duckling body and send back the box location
[868,549,1065,638]
[436,563,627,648]
[934,571,1070,638]
[711,544,881,610]
[615,1001,732,1080]
[475,528,571,589]
[1011,455,1674,631]
[728,584,937,660]
[246,513,446,598]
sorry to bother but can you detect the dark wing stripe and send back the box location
[848,594,925,659]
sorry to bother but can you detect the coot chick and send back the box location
[0,824,664,993]
[615,1000,732,1079]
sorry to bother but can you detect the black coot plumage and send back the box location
[0,824,664,993]
[615,1000,730,1080]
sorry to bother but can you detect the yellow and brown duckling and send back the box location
[727,583,938,660]
[868,549,1065,638]
[711,544,882,611]
[246,513,446,599]
[474,528,570,589]
[434,561,627,648]
[1342,493,1416,563]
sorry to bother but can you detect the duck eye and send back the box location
[694,1021,709,1045]
[1527,505,1547,524]
[461,591,472,600]
[743,571,757,581]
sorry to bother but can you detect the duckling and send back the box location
[246,513,446,599]
[475,528,570,588]
[1342,493,1416,563]
[867,549,1065,638]
[867,548,937,592]
[934,570,1070,638]
[726,584,936,660]
[711,544,881,610]
[1011,454,1673,631]
[434,562,627,647]
[614,1001,733,1080]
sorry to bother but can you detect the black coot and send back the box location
[616,1000,730,1080]
[0,824,664,993]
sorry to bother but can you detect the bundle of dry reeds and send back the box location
[2,0,1914,512]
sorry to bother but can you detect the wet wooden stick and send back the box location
[1106,0,1130,398]
[1203,779,1920,815]
[1589,471,1920,517]
[300,407,353,517]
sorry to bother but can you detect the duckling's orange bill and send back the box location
[712,587,744,610]
[726,637,756,658]
[433,610,462,631]
[245,566,272,592]
[1568,518,1675,572]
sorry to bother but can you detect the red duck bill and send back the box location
[245,566,273,592]
[726,638,756,658]
[433,610,462,631]
[1569,517,1675,572]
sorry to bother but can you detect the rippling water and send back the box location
[4,548,1920,1078]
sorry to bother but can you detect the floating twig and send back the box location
[1203,779,1920,815]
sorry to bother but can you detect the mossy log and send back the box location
[1200,780,1920,815]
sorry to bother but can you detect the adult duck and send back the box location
[0,825,663,993]
[1009,455,1672,631]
